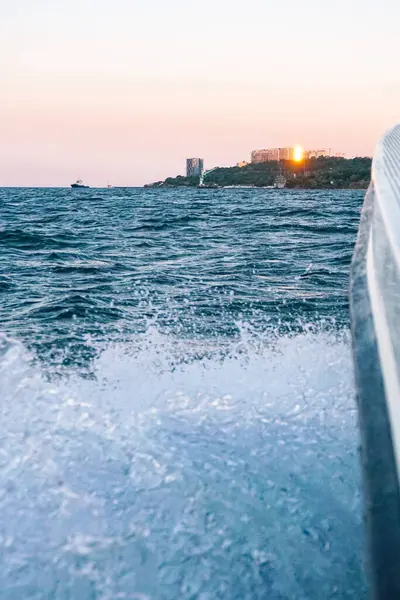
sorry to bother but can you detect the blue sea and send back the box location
[0,187,367,599]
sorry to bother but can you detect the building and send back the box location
[251,148,298,163]
[236,161,249,168]
[186,158,204,178]
[304,149,329,159]
[251,147,343,163]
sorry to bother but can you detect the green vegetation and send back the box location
[144,175,200,188]
[285,156,371,189]
[146,156,372,189]
[165,175,200,187]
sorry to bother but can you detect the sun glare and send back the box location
[294,146,304,162]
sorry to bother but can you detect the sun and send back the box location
[293,145,304,162]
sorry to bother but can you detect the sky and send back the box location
[1,0,400,186]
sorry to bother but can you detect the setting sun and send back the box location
[294,146,304,162]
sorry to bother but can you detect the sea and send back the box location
[0,187,367,599]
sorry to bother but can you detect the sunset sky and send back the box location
[1,0,400,186]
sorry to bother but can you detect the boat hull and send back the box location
[350,124,400,599]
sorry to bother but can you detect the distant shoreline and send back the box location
[144,183,369,190]
[146,156,371,190]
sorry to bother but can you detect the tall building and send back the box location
[251,148,297,163]
[186,158,204,178]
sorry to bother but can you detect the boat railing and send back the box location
[350,124,400,598]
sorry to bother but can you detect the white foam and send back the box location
[0,330,365,599]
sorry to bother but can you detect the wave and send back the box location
[0,329,366,599]
[0,228,77,250]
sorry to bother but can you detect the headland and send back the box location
[146,156,371,190]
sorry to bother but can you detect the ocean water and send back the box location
[0,187,367,599]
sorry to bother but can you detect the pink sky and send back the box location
[1,0,400,186]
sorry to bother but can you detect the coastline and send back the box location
[146,156,371,191]
[144,183,369,190]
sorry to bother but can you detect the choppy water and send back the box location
[0,187,367,598]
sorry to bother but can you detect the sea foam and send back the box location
[0,329,366,599]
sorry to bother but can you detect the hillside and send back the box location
[147,156,372,189]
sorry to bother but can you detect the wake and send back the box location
[0,330,366,599]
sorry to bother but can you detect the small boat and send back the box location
[71,179,89,189]
[350,123,400,598]
[274,174,286,189]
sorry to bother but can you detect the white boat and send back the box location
[71,179,89,189]
[274,174,286,188]
[350,123,400,598]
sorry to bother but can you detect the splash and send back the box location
[0,330,365,599]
